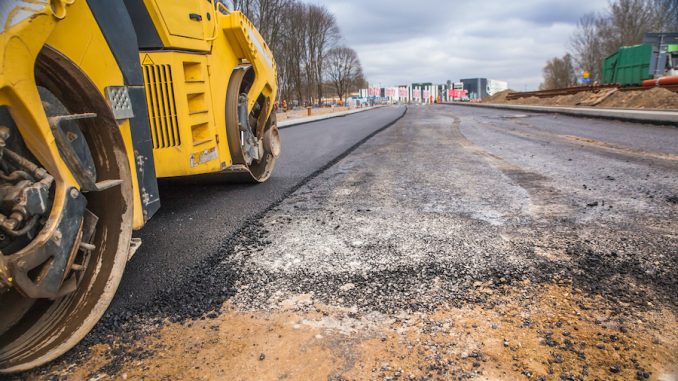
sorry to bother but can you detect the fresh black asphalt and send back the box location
[109,106,407,313]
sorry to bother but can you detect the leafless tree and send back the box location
[570,13,604,82]
[540,54,578,90]
[305,5,340,105]
[605,0,655,50]
[231,0,255,17]
[650,0,678,31]
[562,0,678,85]
[281,2,308,104]
[325,46,363,100]
[230,0,356,105]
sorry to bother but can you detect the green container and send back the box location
[602,44,652,85]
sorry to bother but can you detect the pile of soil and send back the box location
[276,106,349,121]
[485,86,678,110]
[483,89,513,103]
[599,87,678,109]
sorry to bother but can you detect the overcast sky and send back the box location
[319,0,609,90]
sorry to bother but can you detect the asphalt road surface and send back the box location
[111,106,406,313]
[27,104,677,381]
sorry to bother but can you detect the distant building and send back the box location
[460,78,508,101]
[358,80,503,104]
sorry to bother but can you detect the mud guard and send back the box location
[86,0,160,222]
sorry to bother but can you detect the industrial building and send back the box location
[358,78,508,104]
[460,78,509,101]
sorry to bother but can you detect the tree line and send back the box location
[541,0,678,90]
[231,0,366,105]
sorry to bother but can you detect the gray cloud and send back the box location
[317,0,609,89]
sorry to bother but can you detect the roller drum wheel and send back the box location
[225,68,281,183]
[0,47,133,373]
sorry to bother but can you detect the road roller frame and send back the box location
[0,0,278,372]
[0,1,133,297]
[129,0,278,178]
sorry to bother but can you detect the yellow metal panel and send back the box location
[202,11,279,173]
[219,12,277,116]
[0,5,79,187]
[142,0,211,52]
[151,0,203,40]
[44,1,144,229]
[0,7,77,238]
[141,51,223,178]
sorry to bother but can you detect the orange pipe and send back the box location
[642,76,678,86]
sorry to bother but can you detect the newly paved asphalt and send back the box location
[109,106,406,313]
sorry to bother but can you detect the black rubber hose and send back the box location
[0,171,33,182]
[2,215,39,238]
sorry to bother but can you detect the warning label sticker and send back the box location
[142,54,154,66]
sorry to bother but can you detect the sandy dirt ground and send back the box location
[50,285,677,381]
[21,105,678,381]
[276,106,350,122]
[484,87,678,110]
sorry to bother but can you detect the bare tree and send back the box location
[230,0,360,106]
[232,0,255,17]
[353,68,367,90]
[605,0,655,49]
[651,0,678,31]
[281,2,308,104]
[253,0,288,46]
[570,13,605,82]
[325,46,363,100]
[306,5,340,105]
[565,0,678,85]
[541,54,578,90]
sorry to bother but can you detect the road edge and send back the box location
[278,106,383,129]
[440,102,678,126]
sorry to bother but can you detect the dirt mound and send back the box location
[598,87,678,109]
[484,89,512,103]
[488,86,678,110]
[510,95,541,105]
[549,91,593,106]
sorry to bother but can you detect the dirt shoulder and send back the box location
[484,88,678,110]
[50,284,678,381]
[277,106,350,122]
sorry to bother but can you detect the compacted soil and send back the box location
[484,87,678,110]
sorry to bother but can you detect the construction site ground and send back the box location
[276,106,353,122]
[484,87,678,110]
[18,105,678,381]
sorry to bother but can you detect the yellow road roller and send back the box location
[0,0,279,372]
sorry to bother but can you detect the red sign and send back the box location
[448,89,468,99]
[399,87,407,97]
